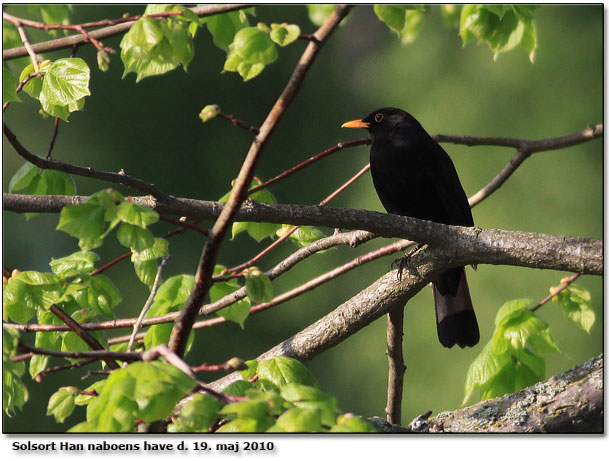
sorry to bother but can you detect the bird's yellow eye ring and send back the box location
[374,113,384,122]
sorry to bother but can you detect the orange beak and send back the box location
[341,119,370,129]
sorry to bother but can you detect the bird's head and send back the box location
[341,107,424,142]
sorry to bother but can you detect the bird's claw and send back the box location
[392,243,425,281]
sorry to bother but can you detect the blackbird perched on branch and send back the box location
[342,107,479,348]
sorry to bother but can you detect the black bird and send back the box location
[342,107,479,348]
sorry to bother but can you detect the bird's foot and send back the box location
[392,243,425,280]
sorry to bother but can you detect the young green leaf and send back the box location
[210,267,251,327]
[8,162,38,192]
[47,387,78,423]
[57,202,106,250]
[26,170,76,197]
[50,251,99,277]
[330,413,377,433]
[269,407,322,432]
[232,27,277,65]
[269,23,301,47]
[169,393,223,432]
[306,5,337,26]
[199,104,221,122]
[39,58,90,120]
[243,267,273,303]
[552,284,595,333]
[206,10,250,51]
[3,63,21,103]
[116,222,155,252]
[116,201,159,228]
[257,357,318,388]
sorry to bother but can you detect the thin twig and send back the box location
[247,138,370,196]
[530,273,581,312]
[218,112,260,135]
[3,123,170,200]
[34,358,98,382]
[127,257,170,353]
[46,118,60,160]
[17,341,141,362]
[227,163,370,274]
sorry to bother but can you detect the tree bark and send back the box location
[370,354,603,433]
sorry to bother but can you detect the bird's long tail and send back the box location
[432,267,479,348]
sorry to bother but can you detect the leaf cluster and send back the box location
[463,284,594,403]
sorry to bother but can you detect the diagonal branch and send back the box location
[167,5,352,357]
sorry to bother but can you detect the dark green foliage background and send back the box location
[2,5,602,432]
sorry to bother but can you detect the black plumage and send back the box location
[342,107,479,348]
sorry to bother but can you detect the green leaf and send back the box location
[120,15,194,82]
[552,284,595,333]
[127,361,196,423]
[131,238,168,262]
[233,27,277,65]
[374,5,407,31]
[206,10,250,51]
[257,357,318,388]
[8,162,37,192]
[210,270,251,328]
[459,5,537,62]
[19,62,44,100]
[116,222,155,252]
[199,104,221,122]
[239,360,258,381]
[154,275,194,307]
[217,417,272,433]
[278,225,327,248]
[3,275,61,323]
[492,300,561,355]
[57,202,106,250]
[269,23,301,47]
[47,387,77,423]
[116,201,159,228]
[243,267,273,303]
[73,275,121,318]
[237,61,265,81]
[39,58,90,120]
[13,271,60,286]
[3,63,21,103]
[28,354,49,380]
[270,407,322,432]
[133,260,156,288]
[306,5,337,26]
[330,413,377,433]
[463,342,511,404]
[26,169,76,196]
[479,348,545,401]
[169,393,223,432]
[494,298,534,326]
[220,399,270,420]
[50,251,99,277]
[222,380,255,397]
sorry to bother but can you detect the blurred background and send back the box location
[2,5,603,432]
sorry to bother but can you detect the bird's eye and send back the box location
[374,113,384,123]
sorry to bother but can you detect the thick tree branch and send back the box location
[5,193,601,276]
[206,240,599,392]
